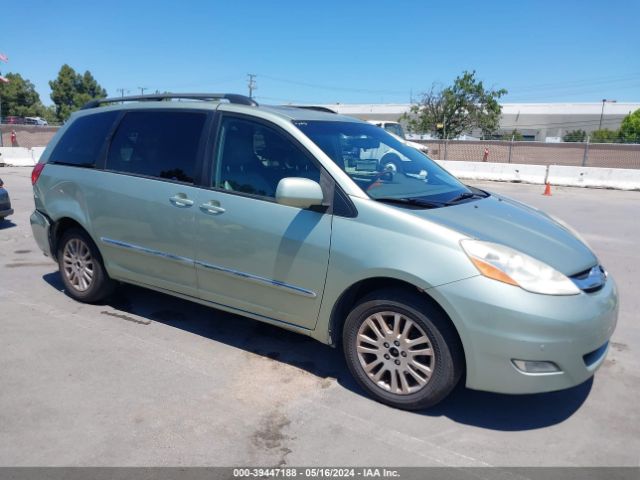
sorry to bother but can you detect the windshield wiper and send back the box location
[445,191,485,205]
[375,197,444,209]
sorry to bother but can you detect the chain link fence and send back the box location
[421,139,640,169]
[0,125,59,149]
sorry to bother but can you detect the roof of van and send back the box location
[79,93,363,124]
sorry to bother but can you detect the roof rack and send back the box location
[288,105,336,114]
[81,93,258,110]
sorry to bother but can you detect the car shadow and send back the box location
[42,272,593,431]
[0,219,17,230]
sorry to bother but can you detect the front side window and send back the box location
[49,111,119,167]
[214,117,320,198]
[294,121,473,205]
[107,111,206,183]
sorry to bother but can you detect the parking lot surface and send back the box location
[1,167,638,467]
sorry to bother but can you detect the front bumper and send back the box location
[431,273,619,394]
[30,210,53,257]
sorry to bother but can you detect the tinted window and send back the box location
[214,117,320,198]
[107,111,206,183]
[49,111,118,167]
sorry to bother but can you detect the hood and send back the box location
[412,193,597,276]
[405,139,428,151]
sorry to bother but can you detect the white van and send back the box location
[366,120,429,154]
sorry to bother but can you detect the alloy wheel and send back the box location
[356,311,435,395]
[62,238,95,292]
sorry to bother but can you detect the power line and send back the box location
[506,73,640,93]
[505,82,640,101]
[259,74,406,95]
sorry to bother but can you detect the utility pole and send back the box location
[599,99,617,130]
[247,74,257,99]
[117,88,127,98]
[138,87,147,95]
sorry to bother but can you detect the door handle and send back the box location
[200,201,226,215]
[169,194,194,207]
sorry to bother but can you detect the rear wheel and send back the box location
[57,228,114,303]
[343,289,464,410]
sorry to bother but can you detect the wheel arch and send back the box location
[327,277,467,366]
[50,216,101,262]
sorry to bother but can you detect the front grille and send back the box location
[570,265,607,293]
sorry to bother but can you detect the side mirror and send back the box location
[275,177,324,209]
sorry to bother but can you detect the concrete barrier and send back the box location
[548,165,640,190]
[436,160,548,184]
[0,147,35,167]
[31,146,47,164]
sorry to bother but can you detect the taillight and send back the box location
[31,163,45,185]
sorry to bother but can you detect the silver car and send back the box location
[30,93,618,410]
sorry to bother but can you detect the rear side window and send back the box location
[106,111,206,184]
[49,111,119,167]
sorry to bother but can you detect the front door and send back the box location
[193,115,332,329]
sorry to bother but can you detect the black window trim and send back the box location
[204,111,357,217]
[101,108,213,187]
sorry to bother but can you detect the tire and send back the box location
[342,289,464,410]
[57,227,115,303]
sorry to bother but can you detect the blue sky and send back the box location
[2,0,639,106]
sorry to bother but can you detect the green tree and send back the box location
[590,129,620,143]
[49,64,106,122]
[619,108,640,143]
[403,70,507,139]
[563,129,587,142]
[501,129,524,141]
[0,72,50,119]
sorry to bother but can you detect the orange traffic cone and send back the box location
[543,182,552,196]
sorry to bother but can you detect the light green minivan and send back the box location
[30,94,618,409]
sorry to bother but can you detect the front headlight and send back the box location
[460,240,580,295]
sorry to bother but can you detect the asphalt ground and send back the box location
[0,167,638,467]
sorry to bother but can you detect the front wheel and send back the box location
[57,228,115,303]
[342,289,464,410]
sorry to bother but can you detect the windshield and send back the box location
[294,121,472,203]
